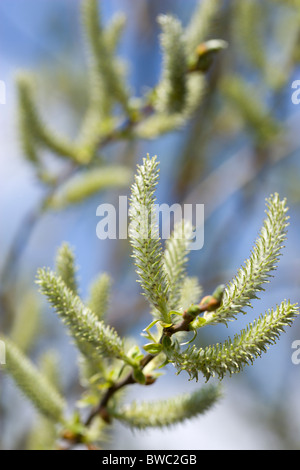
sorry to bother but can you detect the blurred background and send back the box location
[1,0,300,450]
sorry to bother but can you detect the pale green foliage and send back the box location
[88,273,112,321]
[129,155,170,323]
[185,0,220,54]
[135,113,186,139]
[135,73,206,140]
[56,243,78,294]
[10,292,40,353]
[17,74,78,162]
[269,0,300,5]
[163,221,193,310]
[221,75,280,144]
[26,416,58,451]
[82,0,130,113]
[16,0,132,188]
[5,0,300,449]
[17,74,39,163]
[54,247,112,392]
[169,302,299,382]
[38,351,62,394]
[135,5,212,140]
[155,15,188,114]
[184,74,206,115]
[178,276,203,312]
[4,155,298,447]
[233,0,266,71]
[233,0,300,91]
[80,0,130,151]
[17,0,217,170]
[2,336,65,423]
[27,351,62,450]
[111,385,221,429]
[36,269,125,362]
[130,158,298,384]
[104,12,126,53]
[81,0,113,119]
[48,166,132,209]
[206,193,290,326]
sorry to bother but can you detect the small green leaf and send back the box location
[143,319,159,331]
[162,335,172,350]
[189,39,228,72]
[191,317,207,329]
[133,368,146,385]
[141,329,157,343]
[159,357,170,369]
[180,329,197,346]
[127,345,144,361]
[48,167,132,209]
[77,394,99,408]
[143,343,163,355]
[161,322,173,328]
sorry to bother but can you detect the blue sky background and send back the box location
[1,0,300,450]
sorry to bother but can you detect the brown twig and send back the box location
[83,295,223,430]
[85,372,136,427]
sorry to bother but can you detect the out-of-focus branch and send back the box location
[184,113,300,220]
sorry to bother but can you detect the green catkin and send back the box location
[2,336,65,422]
